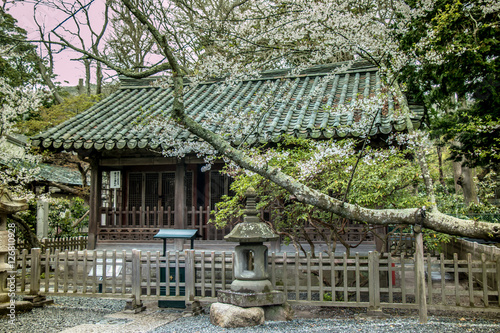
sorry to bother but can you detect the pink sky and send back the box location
[7,1,112,86]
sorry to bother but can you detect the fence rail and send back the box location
[16,236,88,252]
[13,248,500,314]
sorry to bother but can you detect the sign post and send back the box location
[109,171,121,225]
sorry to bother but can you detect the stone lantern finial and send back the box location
[224,187,278,243]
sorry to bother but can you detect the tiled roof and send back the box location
[36,164,84,186]
[31,62,424,153]
[1,158,83,186]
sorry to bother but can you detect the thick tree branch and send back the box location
[170,97,500,241]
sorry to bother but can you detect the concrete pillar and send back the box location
[36,200,49,239]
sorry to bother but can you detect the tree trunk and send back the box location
[436,146,449,194]
[36,58,64,104]
[453,161,462,195]
[84,60,92,95]
[459,165,479,206]
[96,61,103,95]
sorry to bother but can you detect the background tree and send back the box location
[213,137,426,256]
[18,0,500,241]
[400,0,500,206]
[32,0,109,95]
[104,0,159,72]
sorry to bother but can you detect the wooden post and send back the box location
[88,158,102,250]
[127,249,146,313]
[415,231,428,323]
[185,250,196,303]
[175,160,186,228]
[174,160,186,250]
[132,249,141,302]
[368,251,381,313]
[30,248,41,295]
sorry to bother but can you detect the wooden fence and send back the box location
[13,248,500,315]
[16,236,88,252]
[99,206,378,244]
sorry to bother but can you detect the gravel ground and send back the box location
[151,314,500,333]
[1,296,500,333]
[0,296,127,333]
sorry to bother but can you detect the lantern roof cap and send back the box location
[0,187,28,214]
[224,187,278,243]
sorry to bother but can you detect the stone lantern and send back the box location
[0,187,30,315]
[217,187,284,307]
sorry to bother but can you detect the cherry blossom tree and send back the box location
[20,0,500,240]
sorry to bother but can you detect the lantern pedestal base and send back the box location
[217,290,285,308]
[230,278,273,294]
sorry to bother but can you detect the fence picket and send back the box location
[468,253,474,307]
[319,252,324,302]
[102,250,107,294]
[200,251,206,297]
[155,251,160,297]
[331,253,336,304]
[112,250,117,294]
[11,248,500,314]
[388,254,393,303]
[427,254,432,305]
[54,250,60,293]
[482,253,488,307]
[210,251,215,297]
[440,253,446,304]
[221,252,226,291]
[63,250,69,293]
[146,251,151,296]
[44,249,50,293]
[343,253,348,302]
[294,252,299,300]
[283,252,288,297]
[401,254,406,304]
[353,253,359,303]
[132,250,141,302]
[82,250,88,294]
[122,250,127,296]
[72,250,78,293]
[306,252,311,301]
[175,251,180,296]
[30,248,41,295]
[20,249,27,292]
[92,251,97,294]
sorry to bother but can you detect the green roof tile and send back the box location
[31,62,424,153]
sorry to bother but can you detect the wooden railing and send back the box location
[16,236,88,252]
[14,248,500,315]
[98,205,235,241]
[98,205,376,243]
